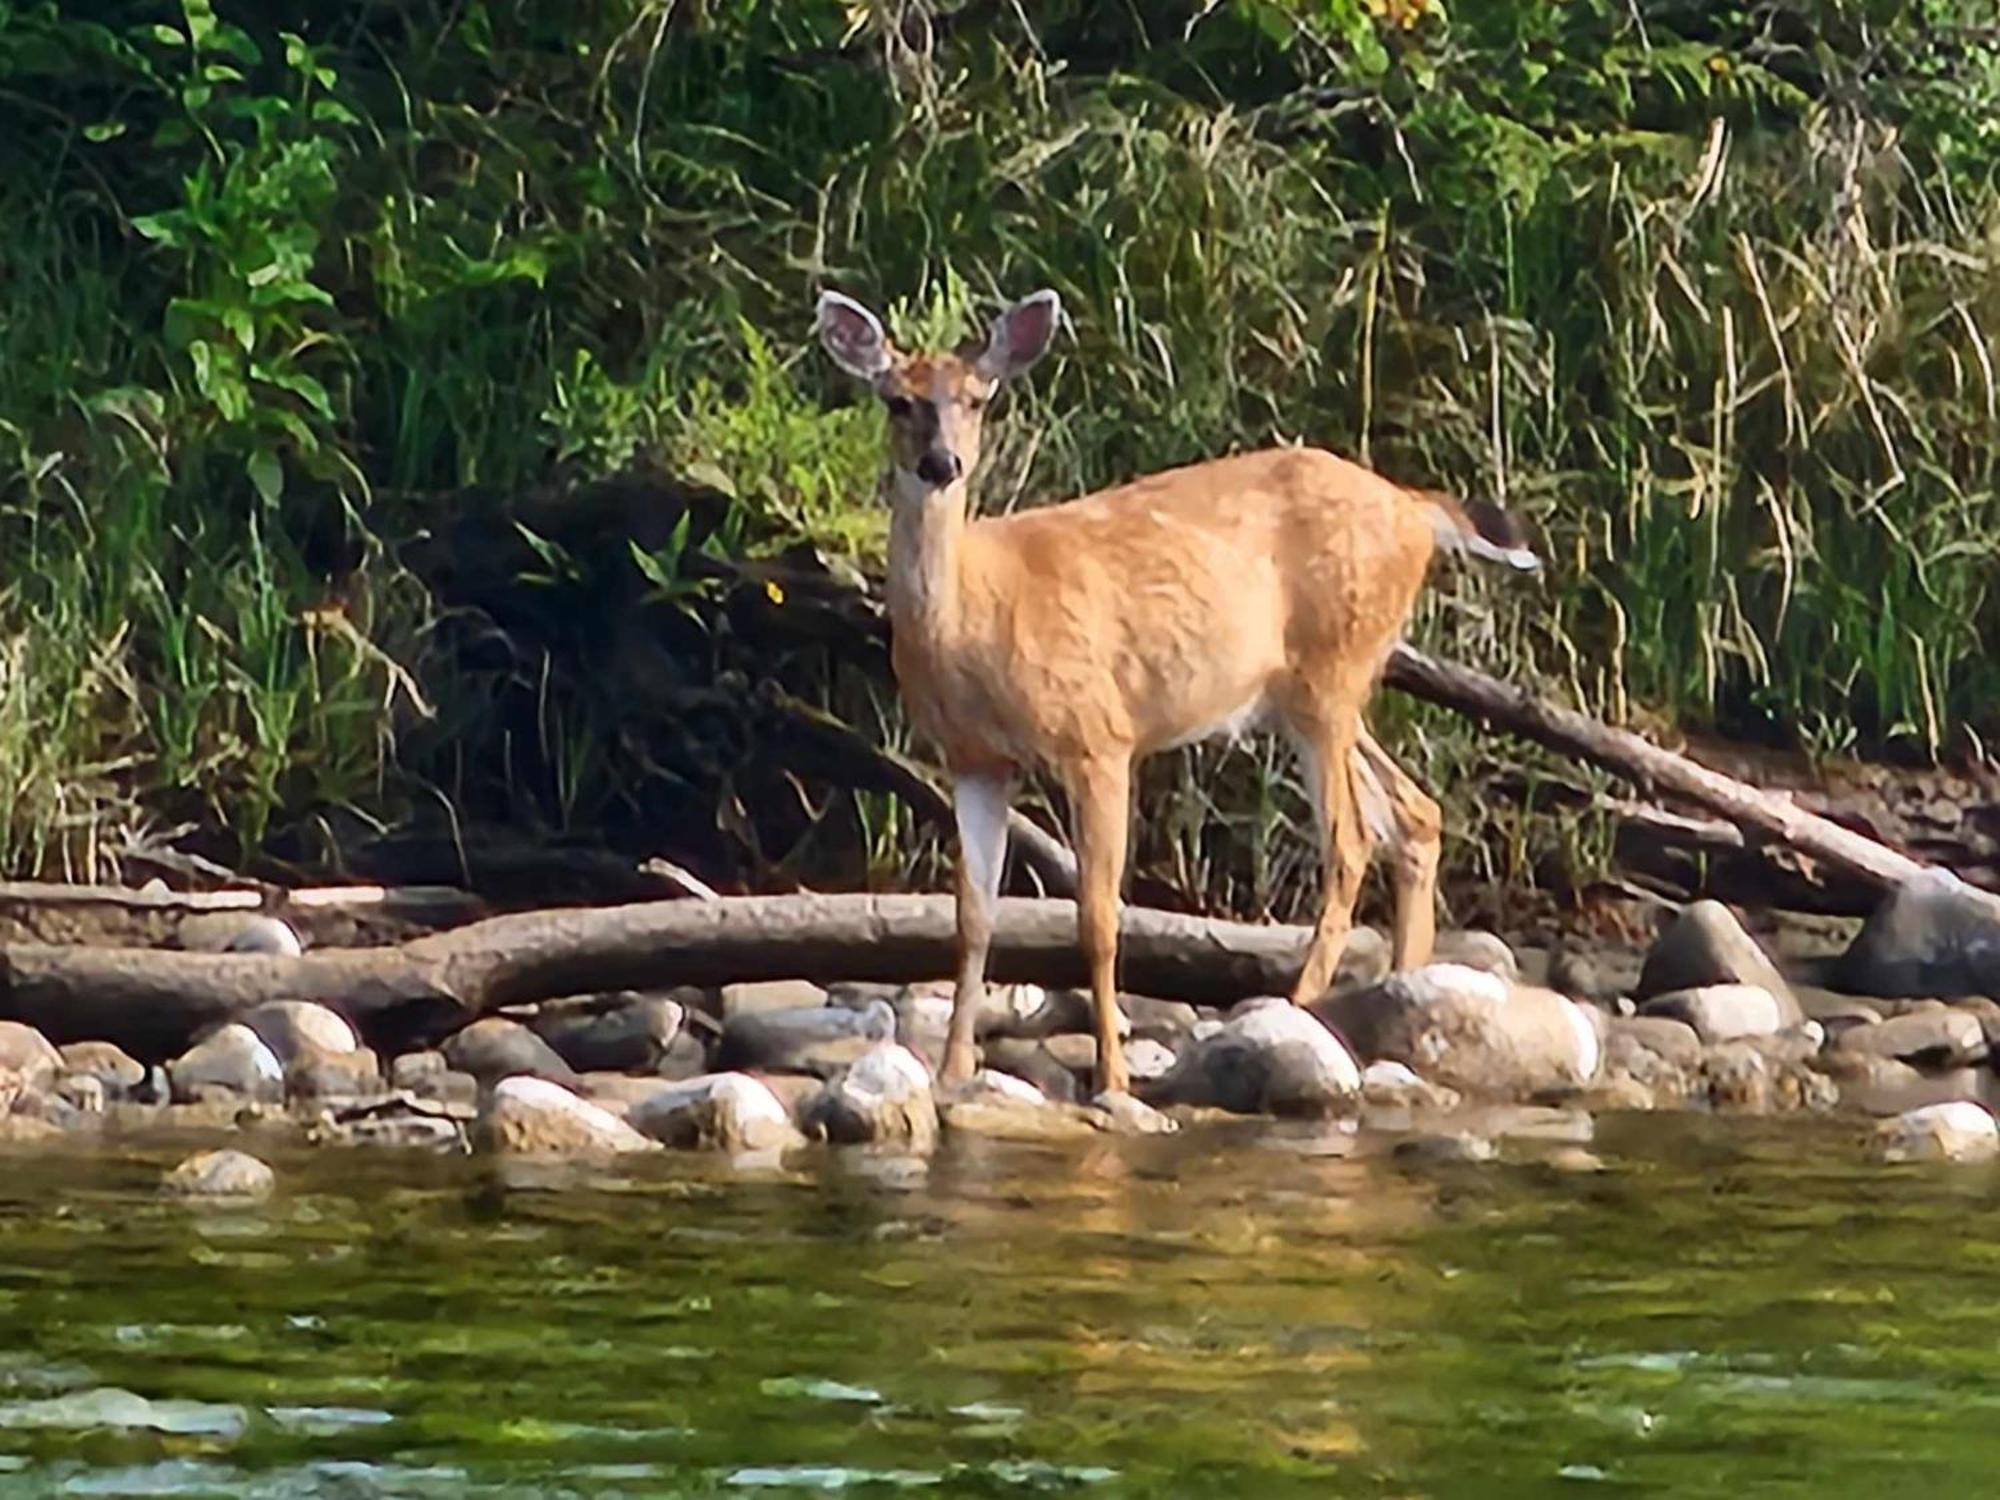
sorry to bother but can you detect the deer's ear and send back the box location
[816,291,892,381]
[975,289,1062,382]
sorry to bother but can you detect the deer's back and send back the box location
[912,447,1436,769]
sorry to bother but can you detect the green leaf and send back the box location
[312,99,360,126]
[131,213,182,245]
[152,118,194,148]
[210,24,260,65]
[247,447,283,506]
[255,367,334,419]
[223,305,254,353]
[83,121,126,142]
[149,23,185,46]
[200,62,244,83]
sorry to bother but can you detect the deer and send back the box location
[815,286,1540,1100]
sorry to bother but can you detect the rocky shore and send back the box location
[8,868,2000,1194]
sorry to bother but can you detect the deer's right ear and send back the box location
[816,291,892,382]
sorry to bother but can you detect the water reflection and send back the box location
[1,1114,1999,1493]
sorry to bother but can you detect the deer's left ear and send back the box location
[817,291,893,382]
[975,289,1063,382]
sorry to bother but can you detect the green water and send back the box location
[1,1113,1996,1497]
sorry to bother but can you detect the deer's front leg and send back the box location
[943,769,1012,1085]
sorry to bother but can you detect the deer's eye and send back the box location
[884,395,913,418]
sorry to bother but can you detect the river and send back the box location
[0,1111,1993,1496]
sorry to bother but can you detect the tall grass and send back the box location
[0,0,1994,918]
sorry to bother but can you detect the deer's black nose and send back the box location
[915,449,962,486]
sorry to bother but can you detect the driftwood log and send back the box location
[1383,645,1930,897]
[0,894,1314,1062]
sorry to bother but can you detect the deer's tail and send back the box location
[1413,489,1541,573]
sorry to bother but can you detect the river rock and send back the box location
[1038,1031,1178,1082]
[1092,1090,1178,1134]
[0,1022,61,1090]
[629,1073,805,1153]
[162,1149,276,1199]
[1701,1040,1837,1115]
[1547,944,1628,1004]
[53,1073,106,1115]
[805,1044,939,1150]
[387,1053,480,1107]
[528,992,686,1074]
[978,1038,1082,1103]
[241,1001,357,1062]
[1637,901,1800,1022]
[1639,984,1792,1042]
[1316,966,1601,1100]
[1392,1132,1497,1167]
[1832,1009,1988,1069]
[1877,1100,2000,1163]
[1836,867,2000,998]
[477,1076,657,1156]
[1359,1060,1463,1112]
[177,912,303,955]
[1149,999,1361,1117]
[1607,1016,1705,1070]
[58,1041,147,1099]
[286,1046,385,1102]
[882,990,953,1069]
[940,1094,1102,1143]
[1433,930,1519,982]
[1792,986,1885,1030]
[168,1024,284,1103]
[718,1000,897,1077]
[720,979,828,1018]
[441,1018,578,1086]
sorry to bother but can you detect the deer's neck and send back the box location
[885,475,969,649]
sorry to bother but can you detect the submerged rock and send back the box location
[477,1076,657,1157]
[1149,1000,1361,1117]
[1359,1060,1463,1113]
[718,1000,896,1078]
[1317,965,1601,1101]
[1702,1040,1836,1115]
[308,1094,470,1153]
[167,1024,284,1104]
[1837,868,2000,998]
[1637,901,1800,1022]
[441,1018,578,1087]
[1876,1100,2000,1163]
[162,1149,275,1199]
[629,1073,805,1153]
[805,1044,939,1150]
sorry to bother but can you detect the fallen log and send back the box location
[1383,644,1932,897]
[0,894,1312,1062]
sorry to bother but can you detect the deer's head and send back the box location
[816,288,1061,497]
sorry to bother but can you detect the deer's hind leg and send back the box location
[1351,727,1441,972]
[1282,692,1374,1006]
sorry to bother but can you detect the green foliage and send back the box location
[0,0,1995,916]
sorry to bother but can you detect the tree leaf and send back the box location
[248,447,283,506]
